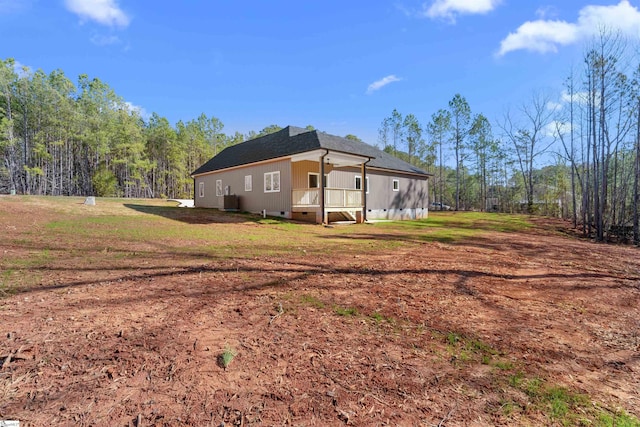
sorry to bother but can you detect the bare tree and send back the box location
[499,91,557,213]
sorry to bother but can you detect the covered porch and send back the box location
[289,149,371,224]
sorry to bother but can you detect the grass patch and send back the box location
[597,410,640,427]
[334,306,358,317]
[494,361,515,370]
[0,270,18,297]
[500,373,639,426]
[218,344,237,369]
[369,311,395,323]
[371,212,532,243]
[299,294,325,309]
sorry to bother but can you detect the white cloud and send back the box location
[498,0,640,56]
[560,89,589,106]
[64,0,130,27]
[498,20,578,56]
[547,100,563,112]
[366,75,402,95]
[424,0,501,22]
[545,120,572,138]
[124,101,149,119]
[90,34,121,46]
[12,60,31,77]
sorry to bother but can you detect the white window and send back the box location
[309,173,319,188]
[264,171,280,193]
[198,182,204,198]
[308,173,328,188]
[355,176,369,193]
[216,179,223,196]
[392,179,399,192]
[245,175,252,192]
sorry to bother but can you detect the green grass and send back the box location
[500,373,640,426]
[371,211,532,243]
[299,294,325,309]
[218,344,237,369]
[334,306,358,316]
[598,410,640,427]
[0,270,18,296]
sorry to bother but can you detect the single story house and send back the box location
[191,126,431,223]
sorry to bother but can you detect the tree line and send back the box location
[0,58,291,200]
[2,27,639,244]
[376,30,640,244]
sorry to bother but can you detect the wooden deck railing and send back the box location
[292,188,362,208]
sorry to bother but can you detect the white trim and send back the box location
[392,179,399,192]
[244,175,252,192]
[355,175,369,193]
[216,179,223,196]
[264,171,281,193]
[308,172,319,188]
[198,182,204,198]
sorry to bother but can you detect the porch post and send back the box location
[320,151,328,224]
[361,159,370,223]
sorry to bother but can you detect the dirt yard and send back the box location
[0,196,638,426]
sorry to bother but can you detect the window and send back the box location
[392,179,399,192]
[264,171,280,193]
[308,172,328,188]
[309,173,319,188]
[245,175,252,192]
[355,176,369,194]
[216,179,223,196]
[198,182,204,198]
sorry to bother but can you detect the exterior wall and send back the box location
[327,166,361,189]
[291,160,341,188]
[194,158,429,222]
[366,169,429,220]
[331,166,429,220]
[292,160,326,188]
[194,158,292,217]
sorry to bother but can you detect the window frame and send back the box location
[264,171,281,193]
[198,182,204,198]
[216,179,223,197]
[244,175,252,192]
[392,179,399,192]
[308,172,319,189]
[355,175,370,194]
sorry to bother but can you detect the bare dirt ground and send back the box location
[0,197,639,426]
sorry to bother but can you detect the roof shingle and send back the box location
[191,126,429,176]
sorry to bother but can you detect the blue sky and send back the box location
[2,0,640,145]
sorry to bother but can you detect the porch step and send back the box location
[327,211,356,223]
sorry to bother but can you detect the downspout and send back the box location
[362,158,371,222]
[320,150,329,224]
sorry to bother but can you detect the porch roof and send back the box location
[192,126,430,177]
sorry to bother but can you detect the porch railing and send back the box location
[292,188,362,208]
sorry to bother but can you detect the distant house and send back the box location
[191,126,431,223]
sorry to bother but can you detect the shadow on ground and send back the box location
[124,203,259,225]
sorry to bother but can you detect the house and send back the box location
[191,126,431,223]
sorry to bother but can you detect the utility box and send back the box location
[223,195,239,211]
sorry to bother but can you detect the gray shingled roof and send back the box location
[191,126,429,176]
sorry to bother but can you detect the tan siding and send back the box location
[329,167,360,189]
[292,161,323,188]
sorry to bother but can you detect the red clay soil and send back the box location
[0,210,639,425]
